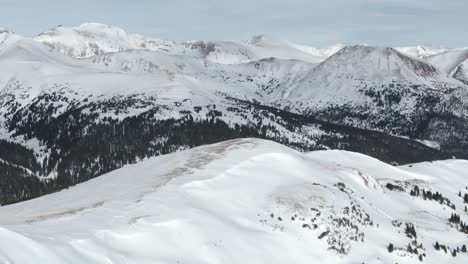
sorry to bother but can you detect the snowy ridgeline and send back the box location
[0,138,467,264]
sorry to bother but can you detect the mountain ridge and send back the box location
[0,138,466,263]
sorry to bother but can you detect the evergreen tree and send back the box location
[449,213,461,224]
[387,243,394,253]
[405,223,417,239]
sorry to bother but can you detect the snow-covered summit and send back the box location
[0,27,13,35]
[245,35,344,58]
[33,24,342,64]
[243,34,343,63]
[0,138,466,263]
[246,34,285,46]
[0,26,14,45]
[283,45,452,106]
[34,23,176,58]
[396,45,449,58]
[175,35,341,64]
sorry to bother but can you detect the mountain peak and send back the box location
[319,45,441,79]
[331,45,437,63]
[37,22,129,38]
[327,45,399,62]
[0,26,13,34]
[396,45,449,59]
[0,26,14,44]
[74,22,130,35]
[247,34,267,44]
[76,22,113,29]
[338,45,391,54]
[247,34,289,46]
[34,22,175,58]
[283,44,450,105]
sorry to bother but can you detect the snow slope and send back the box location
[427,49,468,75]
[453,60,468,84]
[0,138,467,263]
[396,46,449,59]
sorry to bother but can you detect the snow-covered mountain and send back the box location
[180,36,337,64]
[1,23,468,263]
[396,46,449,58]
[0,139,467,263]
[34,23,177,58]
[0,27,13,45]
[34,23,341,64]
[272,46,468,142]
[425,49,468,88]
[1,23,468,206]
[427,49,468,75]
[283,45,456,106]
[453,60,468,85]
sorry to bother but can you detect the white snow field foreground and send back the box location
[0,138,467,264]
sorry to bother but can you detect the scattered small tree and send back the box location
[441,245,448,253]
[387,243,394,253]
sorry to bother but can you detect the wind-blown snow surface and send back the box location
[427,49,468,75]
[0,139,467,263]
[424,49,468,84]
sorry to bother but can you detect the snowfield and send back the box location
[0,138,467,263]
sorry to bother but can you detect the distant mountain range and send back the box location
[1,23,468,205]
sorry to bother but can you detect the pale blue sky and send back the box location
[0,0,465,47]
